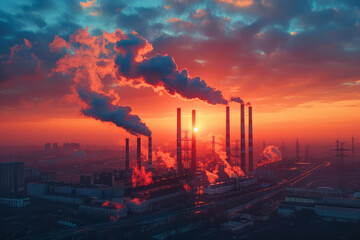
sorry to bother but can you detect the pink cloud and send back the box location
[80,0,97,9]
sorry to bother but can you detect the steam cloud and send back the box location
[115,33,228,105]
[258,145,282,166]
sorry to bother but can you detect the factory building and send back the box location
[125,186,185,214]
[0,197,30,208]
[203,177,257,195]
[79,201,127,219]
[279,192,360,222]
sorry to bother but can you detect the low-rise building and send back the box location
[0,197,30,207]
[279,192,360,222]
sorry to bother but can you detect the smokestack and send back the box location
[248,106,253,173]
[125,138,130,180]
[226,106,231,164]
[137,137,141,168]
[177,108,183,175]
[241,103,246,173]
[148,137,152,169]
[296,138,300,163]
[191,110,196,174]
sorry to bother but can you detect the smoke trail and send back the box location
[230,96,244,103]
[77,86,151,136]
[51,28,228,136]
[258,145,282,166]
[50,28,152,137]
[115,33,228,105]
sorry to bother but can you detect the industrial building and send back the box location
[79,201,127,219]
[278,191,360,222]
[0,162,24,194]
[0,197,30,208]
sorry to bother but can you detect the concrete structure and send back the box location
[44,143,51,152]
[191,110,196,174]
[248,106,253,173]
[0,197,30,207]
[126,189,184,214]
[241,103,246,173]
[0,162,24,194]
[279,193,360,222]
[221,215,254,233]
[125,138,130,179]
[75,186,102,199]
[52,143,58,152]
[27,183,48,196]
[137,137,141,168]
[80,202,127,219]
[148,137,152,169]
[204,181,236,195]
[55,184,73,195]
[203,177,257,195]
[43,195,83,204]
[28,182,105,200]
[226,106,230,164]
[177,108,183,175]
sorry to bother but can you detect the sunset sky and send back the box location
[0,0,359,146]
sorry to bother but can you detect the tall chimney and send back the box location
[241,103,246,173]
[177,108,183,175]
[191,110,196,174]
[248,106,253,173]
[137,137,141,168]
[226,106,231,164]
[125,138,130,180]
[148,137,152,169]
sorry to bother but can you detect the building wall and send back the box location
[0,162,24,194]
[0,197,30,207]
[27,183,48,196]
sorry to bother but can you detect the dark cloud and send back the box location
[115,33,228,105]
[77,86,152,137]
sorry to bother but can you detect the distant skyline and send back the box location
[0,0,359,145]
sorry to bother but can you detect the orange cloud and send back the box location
[166,18,182,23]
[80,0,97,9]
[217,0,254,7]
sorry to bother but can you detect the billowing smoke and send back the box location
[205,169,219,184]
[258,145,282,166]
[132,166,153,187]
[115,33,228,105]
[77,86,151,136]
[51,28,228,137]
[199,133,244,182]
[153,148,176,170]
[50,28,152,137]
[230,96,244,103]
